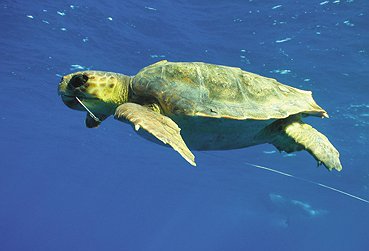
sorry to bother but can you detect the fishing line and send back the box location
[75,96,101,123]
[245,162,369,204]
[200,152,369,205]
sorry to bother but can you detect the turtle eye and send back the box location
[69,74,89,88]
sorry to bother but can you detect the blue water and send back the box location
[1,0,369,250]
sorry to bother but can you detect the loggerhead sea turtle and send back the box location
[58,60,342,171]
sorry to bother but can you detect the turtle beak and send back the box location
[58,75,85,111]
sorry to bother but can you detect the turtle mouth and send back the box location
[60,94,85,111]
[60,93,98,111]
[62,94,98,100]
[60,87,99,101]
[59,79,99,111]
[60,94,102,123]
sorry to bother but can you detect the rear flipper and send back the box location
[258,116,342,171]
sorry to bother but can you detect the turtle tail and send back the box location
[257,115,342,171]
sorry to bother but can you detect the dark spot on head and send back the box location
[69,74,89,88]
[109,84,114,88]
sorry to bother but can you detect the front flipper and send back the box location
[258,116,342,171]
[114,103,196,166]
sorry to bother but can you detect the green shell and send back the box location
[131,60,327,120]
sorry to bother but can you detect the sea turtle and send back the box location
[58,60,342,171]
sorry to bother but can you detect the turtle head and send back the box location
[58,71,131,127]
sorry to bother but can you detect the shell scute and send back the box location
[132,61,327,120]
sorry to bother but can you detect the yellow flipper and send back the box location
[283,121,342,171]
[259,116,342,171]
[114,103,196,166]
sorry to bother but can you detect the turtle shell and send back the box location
[131,60,328,120]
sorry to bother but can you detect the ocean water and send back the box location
[1,0,369,250]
